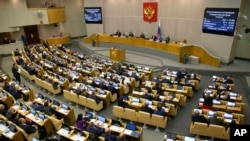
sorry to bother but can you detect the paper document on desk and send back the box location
[57,128,70,135]
[2,131,14,138]
[71,134,85,141]
[26,113,35,119]
[0,124,8,131]
[132,102,139,105]
[124,129,132,135]
[58,108,68,114]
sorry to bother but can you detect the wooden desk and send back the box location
[0,123,24,141]
[109,125,143,141]
[57,128,87,141]
[11,105,54,134]
[56,105,76,125]
[110,48,125,61]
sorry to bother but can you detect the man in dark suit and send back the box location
[141,89,153,101]
[117,96,128,108]
[86,122,105,136]
[141,103,154,115]
[153,102,166,117]
[208,112,223,125]
[115,30,121,37]
[44,101,55,116]
[165,36,170,43]
[12,63,21,83]
[43,39,50,48]
[3,36,11,44]
[191,110,207,123]
[152,83,163,95]
[19,117,38,134]
[101,128,117,141]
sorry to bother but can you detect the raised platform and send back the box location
[74,38,250,73]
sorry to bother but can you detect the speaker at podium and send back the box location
[110,48,125,61]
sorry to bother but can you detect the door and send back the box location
[23,25,40,45]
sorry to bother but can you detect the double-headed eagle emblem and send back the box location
[144,5,155,20]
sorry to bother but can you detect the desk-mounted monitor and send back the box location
[126,123,136,131]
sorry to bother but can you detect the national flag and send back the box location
[157,20,162,40]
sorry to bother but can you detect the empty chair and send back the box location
[151,114,167,132]
[49,116,64,130]
[70,92,80,107]
[207,124,225,139]
[124,108,138,123]
[138,111,152,128]
[79,95,88,110]
[112,105,125,121]
[86,97,103,112]
[222,127,230,140]
[63,90,72,104]
[190,122,208,137]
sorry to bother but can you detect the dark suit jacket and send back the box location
[101,133,117,141]
[191,115,207,123]
[141,93,153,101]
[141,105,154,115]
[153,108,166,117]
[209,117,223,125]
[19,124,37,134]
[86,126,104,136]
[44,106,55,116]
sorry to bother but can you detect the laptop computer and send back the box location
[38,113,45,120]
[184,136,195,141]
[30,108,36,115]
[97,116,106,123]
[166,132,177,141]
[9,124,16,132]
[85,111,94,119]
[31,138,40,141]
[126,123,136,131]
[53,100,60,106]
[62,104,69,110]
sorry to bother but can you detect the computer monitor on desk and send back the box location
[166,132,177,141]
[38,113,45,121]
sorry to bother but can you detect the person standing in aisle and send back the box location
[12,63,21,83]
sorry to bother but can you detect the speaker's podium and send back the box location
[110,48,125,61]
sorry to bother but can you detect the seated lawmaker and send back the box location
[165,36,170,43]
[3,36,11,44]
[191,110,207,123]
[151,35,157,41]
[141,89,153,101]
[140,32,145,39]
[19,117,38,134]
[101,128,117,141]
[86,122,105,136]
[115,30,121,37]
[141,102,154,115]
[128,32,134,37]
[153,102,166,117]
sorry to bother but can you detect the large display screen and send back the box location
[84,7,102,24]
[202,8,239,36]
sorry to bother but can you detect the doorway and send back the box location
[23,25,40,45]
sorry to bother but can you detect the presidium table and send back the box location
[84,33,220,67]
[110,48,125,62]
